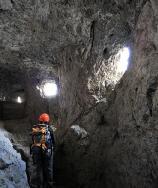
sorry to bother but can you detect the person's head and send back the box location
[38,113,50,124]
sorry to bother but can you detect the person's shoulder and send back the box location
[33,123,42,127]
[32,124,37,128]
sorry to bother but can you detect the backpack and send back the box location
[31,124,52,151]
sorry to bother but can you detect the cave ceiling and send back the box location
[0,0,146,73]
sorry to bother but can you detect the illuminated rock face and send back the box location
[0,127,29,187]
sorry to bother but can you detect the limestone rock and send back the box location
[55,1,158,188]
[0,0,12,10]
[0,128,29,188]
[71,125,88,139]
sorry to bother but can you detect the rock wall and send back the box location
[55,1,158,188]
[0,126,29,188]
[56,0,146,128]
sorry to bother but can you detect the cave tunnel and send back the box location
[0,67,26,120]
[0,0,158,188]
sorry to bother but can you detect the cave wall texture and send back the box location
[1,0,158,188]
[0,0,138,125]
[56,1,158,188]
[0,125,29,187]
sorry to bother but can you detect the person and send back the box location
[30,113,55,188]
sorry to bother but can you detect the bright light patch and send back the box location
[43,82,58,97]
[17,96,22,103]
[117,47,130,73]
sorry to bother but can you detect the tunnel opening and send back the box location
[116,47,130,75]
[17,96,23,104]
[87,45,131,104]
[0,65,59,123]
[105,46,131,85]
[37,79,58,98]
[0,67,26,120]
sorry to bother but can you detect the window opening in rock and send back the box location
[37,80,58,98]
[17,96,22,103]
[87,47,130,101]
[43,82,58,97]
[117,47,130,74]
[107,46,130,85]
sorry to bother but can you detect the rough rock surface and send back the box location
[0,0,144,124]
[1,0,158,188]
[55,1,158,188]
[0,126,29,188]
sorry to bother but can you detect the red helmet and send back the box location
[39,113,50,123]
